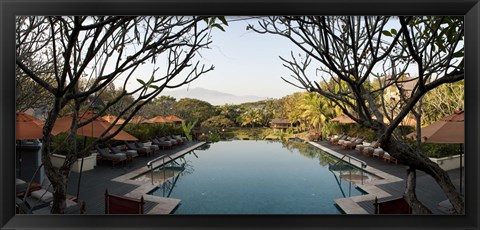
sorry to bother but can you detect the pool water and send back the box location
[146,140,375,214]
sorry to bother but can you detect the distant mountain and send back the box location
[162,87,268,105]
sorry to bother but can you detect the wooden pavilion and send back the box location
[270,118,291,132]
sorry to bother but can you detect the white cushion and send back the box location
[437,199,455,214]
[30,189,53,203]
[49,198,77,208]
[373,148,384,154]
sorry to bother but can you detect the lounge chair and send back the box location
[95,145,127,166]
[327,135,334,142]
[338,136,355,146]
[105,189,144,214]
[15,178,28,194]
[152,137,173,149]
[330,133,347,145]
[177,135,188,143]
[16,178,53,213]
[169,135,184,144]
[108,143,138,161]
[355,141,371,152]
[343,137,365,149]
[28,178,54,204]
[437,199,456,214]
[164,136,180,145]
[16,197,86,214]
[361,141,381,156]
[124,141,152,157]
[383,152,398,164]
[136,141,159,154]
[372,148,385,158]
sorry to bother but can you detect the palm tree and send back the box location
[300,92,328,131]
[241,109,262,128]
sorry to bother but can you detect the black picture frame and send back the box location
[1,0,479,229]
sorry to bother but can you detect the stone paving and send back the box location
[64,140,463,214]
[66,141,204,214]
[310,141,463,214]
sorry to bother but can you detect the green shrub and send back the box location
[182,120,198,141]
[421,143,463,158]
[123,123,183,142]
[286,127,296,134]
[50,133,96,157]
[209,132,221,142]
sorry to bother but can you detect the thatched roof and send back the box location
[270,119,291,124]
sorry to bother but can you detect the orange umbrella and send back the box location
[16,112,45,140]
[165,115,183,122]
[330,115,356,124]
[102,114,125,125]
[407,109,464,192]
[53,110,137,141]
[148,115,173,124]
[52,110,138,199]
[129,115,154,124]
[407,110,464,144]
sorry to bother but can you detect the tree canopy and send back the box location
[249,16,464,214]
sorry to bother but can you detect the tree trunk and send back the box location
[49,172,68,214]
[404,167,432,214]
[41,135,68,214]
[383,139,465,214]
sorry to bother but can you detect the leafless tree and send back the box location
[249,16,464,214]
[16,16,220,213]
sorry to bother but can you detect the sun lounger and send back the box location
[372,148,385,158]
[16,197,70,214]
[360,141,380,156]
[330,133,347,144]
[21,196,86,214]
[362,147,375,157]
[382,152,398,164]
[165,136,180,145]
[136,141,159,154]
[355,141,371,151]
[170,135,184,144]
[95,145,127,166]
[437,199,456,214]
[16,178,29,195]
[177,135,188,143]
[29,178,54,204]
[152,137,173,149]
[125,141,152,157]
[108,143,138,161]
[338,136,355,146]
[343,137,365,149]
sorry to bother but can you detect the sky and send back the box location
[121,16,446,100]
[161,17,305,99]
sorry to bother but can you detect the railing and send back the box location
[146,155,174,185]
[146,154,186,185]
[331,154,368,185]
[338,154,367,169]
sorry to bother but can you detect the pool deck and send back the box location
[63,140,462,215]
[309,141,464,214]
[65,141,205,214]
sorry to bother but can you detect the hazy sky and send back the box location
[162,17,305,99]
[125,17,426,99]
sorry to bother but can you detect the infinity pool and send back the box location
[143,140,378,214]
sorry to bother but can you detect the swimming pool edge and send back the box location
[308,141,404,214]
[110,142,207,214]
